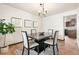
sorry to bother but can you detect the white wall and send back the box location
[0,4,41,46]
[42,9,77,40]
[0,4,79,48]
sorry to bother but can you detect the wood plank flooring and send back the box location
[0,37,79,55]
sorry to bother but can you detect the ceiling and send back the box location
[5,3,78,16]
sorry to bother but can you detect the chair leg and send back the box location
[22,46,25,55]
[56,44,59,54]
[28,49,30,55]
[37,45,39,55]
[44,43,46,52]
[52,46,55,55]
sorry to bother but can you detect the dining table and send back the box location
[28,33,52,53]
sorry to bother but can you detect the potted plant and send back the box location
[0,19,15,53]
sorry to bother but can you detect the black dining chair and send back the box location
[48,29,53,39]
[31,29,37,35]
[48,29,53,35]
[44,31,59,55]
[30,29,37,42]
[21,31,39,55]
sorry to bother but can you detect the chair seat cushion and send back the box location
[24,42,39,48]
[28,37,32,40]
[29,42,39,48]
[44,39,53,45]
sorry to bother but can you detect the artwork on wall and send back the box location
[33,21,38,28]
[24,20,32,28]
[11,17,22,28]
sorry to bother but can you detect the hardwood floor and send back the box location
[0,37,79,55]
[59,36,79,55]
[0,43,23,55]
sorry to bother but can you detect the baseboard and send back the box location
[9,41,23,46]
[58,39,65,41]
[1,41,23,48]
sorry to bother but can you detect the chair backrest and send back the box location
[31,29,37,35]
[21,31,29,48]
[53,31,59,45]
[48,29,53,35]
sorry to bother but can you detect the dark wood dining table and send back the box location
[28,33,52,53]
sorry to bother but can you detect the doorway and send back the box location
[63,14,77,48]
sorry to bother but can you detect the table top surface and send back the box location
[28,33,52,41]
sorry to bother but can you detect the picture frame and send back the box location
[24,20,32,28]
[33,21,38,28]
[11,17,22,28]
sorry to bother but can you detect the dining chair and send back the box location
[21,31,39,55]
[48,29,53,35]
[48,29,53,39]
[44,31,59,55]
[31,29,37,35]
[30,29,37,42]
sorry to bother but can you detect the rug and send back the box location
[16,46,59,55]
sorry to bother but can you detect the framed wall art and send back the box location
[11,17,22,28]
[24,20,32,28]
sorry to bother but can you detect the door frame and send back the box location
[63,14,77,40]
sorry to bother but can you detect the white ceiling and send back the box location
[5,3,78,16]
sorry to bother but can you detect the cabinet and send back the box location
[65,15,76,39]
[0,28,22,47]
[68,30,76,38]
[66,18,76,27]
